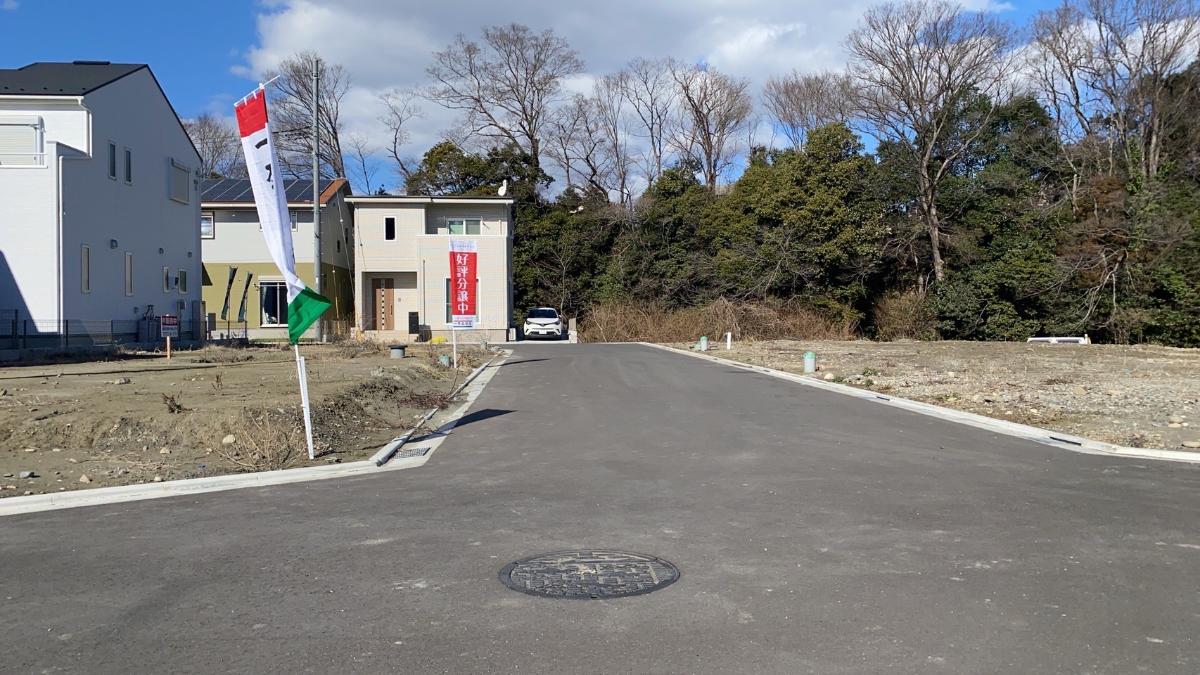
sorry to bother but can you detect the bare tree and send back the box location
[594,74,634,206]
[548,94,612,194]
[183,113,244,178]
[379,88,422,187]
[669,62,753,190]
[426,24,583,171]
[346,134,379,195]
[617,57,678,187]
[762,71,853,148]
[1029,0,1200,183]
[846,0,1015,284]
[265,51,350,179]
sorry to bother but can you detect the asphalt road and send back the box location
[3,343,1199,674]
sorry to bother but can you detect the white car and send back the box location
[523,307,564,340]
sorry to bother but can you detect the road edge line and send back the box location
[641,342,1200,465]
[370,355,499,467]
[0,351,511,517]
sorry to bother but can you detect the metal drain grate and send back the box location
[395,446,431,459]
[499,550,680,599]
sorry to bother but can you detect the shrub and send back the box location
[578,297,857,343]
[873,291,938,341]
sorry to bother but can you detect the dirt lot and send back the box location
[0,342,490,498]
[675,340,1200,451]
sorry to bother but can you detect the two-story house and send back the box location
[0,61,202,345]
[200,178,354,339]
[347,195,514,343]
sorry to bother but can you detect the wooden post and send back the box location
[166,335,172,360]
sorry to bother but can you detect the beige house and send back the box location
[347,195,514,343]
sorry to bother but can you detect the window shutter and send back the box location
[169,160,190,203]
[0,116,40,166]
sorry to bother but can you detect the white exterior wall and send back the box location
[0,98,89,326]
[0,69,200,330]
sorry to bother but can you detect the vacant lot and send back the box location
[0,342,488,497]
[676,340,1200,451]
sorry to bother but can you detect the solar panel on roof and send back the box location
[201,178,336,203]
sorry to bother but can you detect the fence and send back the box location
[0,317,202,351]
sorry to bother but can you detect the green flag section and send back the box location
[287,286,332,344]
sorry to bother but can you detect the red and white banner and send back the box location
[449,239,477,328]
[235,88,302,303]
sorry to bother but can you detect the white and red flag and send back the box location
[448,239,478,328]
[235,87,329,343]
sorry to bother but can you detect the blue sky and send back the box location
[2,0,1056,191]
[1,0,260,116]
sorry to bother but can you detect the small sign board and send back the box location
[160,314,180,339]
[448,239,478,329]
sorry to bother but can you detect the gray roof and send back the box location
[202,178,340,204]
[0,61,147,96]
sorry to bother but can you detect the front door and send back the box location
[371,277,395,330]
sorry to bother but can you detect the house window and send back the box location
[80,245,90,293]
[260,281,287,326]
[385,217,396,240]
[448,218,481,235]
[0,116,43,166]
[123,148,132,183]
[178,269,188,293]
[169,159,190,203]
[163,266,172,292]
[124,253,134,295]
[444,277,479,324]
[201,212,215,239]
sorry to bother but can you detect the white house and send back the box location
[0,61,202,345]
[347,195,514,343]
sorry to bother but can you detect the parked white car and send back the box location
[523,307,564,340]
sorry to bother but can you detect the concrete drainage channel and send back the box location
[369,355,500,467]
[0,351,510,517]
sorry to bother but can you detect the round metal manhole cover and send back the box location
[499,550,680,599]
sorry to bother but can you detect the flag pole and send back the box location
[295,343,316,460]
[452,326,458,369]
[312,57,324,343]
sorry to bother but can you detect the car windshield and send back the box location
[527,309,558,319]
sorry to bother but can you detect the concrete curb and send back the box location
[0,351,511,517]
[643,342,1200,465]
[370,355,499,467]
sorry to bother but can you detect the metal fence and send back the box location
[0,311,354,351]
[0,317,202,351]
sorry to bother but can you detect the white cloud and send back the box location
[238,0,1020,189]
[2,0,19,11]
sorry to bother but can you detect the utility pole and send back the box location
[311,56,323,342]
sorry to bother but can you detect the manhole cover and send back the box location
[499,550,680,599]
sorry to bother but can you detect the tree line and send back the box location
[187,0,1200,345]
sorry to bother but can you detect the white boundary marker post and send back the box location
[294,344,316,460]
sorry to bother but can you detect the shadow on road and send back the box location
[499,358,550,367]
[409,408,514,443]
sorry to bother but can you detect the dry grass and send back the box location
[579,298,857,343]
[873,291,938,341]
[215,408,305,472]
[332,337,390,359]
